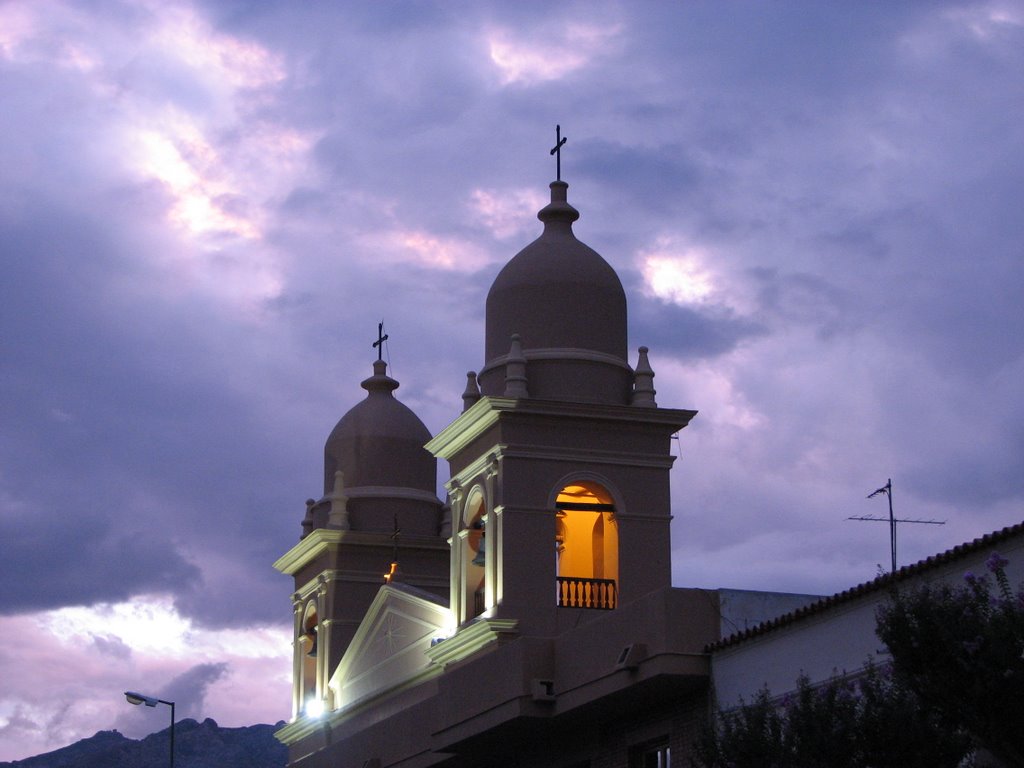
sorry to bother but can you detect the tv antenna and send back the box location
[848,478,944,574]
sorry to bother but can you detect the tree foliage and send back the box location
[696,552,1024,767]
[876,552,1024,767]
[693,663,968,768]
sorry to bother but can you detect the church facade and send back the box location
[273,169,1024,768]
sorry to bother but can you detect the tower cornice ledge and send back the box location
[424,618,520,670]
[273,529,449,575]
[426,396,697,460]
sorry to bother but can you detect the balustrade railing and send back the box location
[556,577,617,609]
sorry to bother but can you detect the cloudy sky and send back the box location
[1,0,1022,760]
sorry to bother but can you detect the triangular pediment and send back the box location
[328,583,450,712]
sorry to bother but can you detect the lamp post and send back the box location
[125,691,175,768]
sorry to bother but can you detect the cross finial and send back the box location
[373,321,389,361]
[550,124,567,181]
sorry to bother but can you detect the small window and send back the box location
[631,738,670,768]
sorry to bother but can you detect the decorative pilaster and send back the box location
[447,482,464,622]
[483,454,501,611]
[291,596,304,720]
[315,576,330,709]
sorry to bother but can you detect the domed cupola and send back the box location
[321,360,442,535]
[477,180,632,404]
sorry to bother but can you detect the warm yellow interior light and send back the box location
[555,482,618,585]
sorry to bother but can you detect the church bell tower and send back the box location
[428,171,696,641]
[274,349,450,720]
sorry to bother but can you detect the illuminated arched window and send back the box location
[555,481,618,609]
[300,602,318,712]
[461,491,486,622]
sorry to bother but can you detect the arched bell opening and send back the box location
[460,490,487,623]
[555,481,618,609]
[300,602,318,713]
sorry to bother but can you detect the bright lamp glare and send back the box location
[305,699,324,718]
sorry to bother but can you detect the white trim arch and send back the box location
[546,470,626,514]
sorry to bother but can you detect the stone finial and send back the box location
[504,334,529,398]
[462,371,481,412]
[327,471,351,530]
[300,498,316,539]
[362,359,399,395]
[631,346,657,407]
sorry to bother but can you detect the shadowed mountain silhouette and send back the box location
[0,718,286,768]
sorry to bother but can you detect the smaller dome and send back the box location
[322,360,440,533]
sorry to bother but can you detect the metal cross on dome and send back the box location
[373,321,389,361]
[550,124,567,181]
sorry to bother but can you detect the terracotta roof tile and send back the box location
[708,519,1024,652]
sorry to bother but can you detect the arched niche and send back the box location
[300,601,318,711]
[553,479,619,609]
[460,487,487,623]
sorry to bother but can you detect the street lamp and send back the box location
[124,691,175,768]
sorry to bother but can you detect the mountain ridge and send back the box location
[0,717,287,768]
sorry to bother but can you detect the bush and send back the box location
[876,552,1024,766]
[693,663,968,768]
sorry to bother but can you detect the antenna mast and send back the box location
[848,478,944,573]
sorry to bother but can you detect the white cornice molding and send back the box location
[426,397,512,458]
[274,529,450,575]
[427,396,697,460]
[273,530,346,574]
[446,444,507,491]
[291,567,449,600]
[424,617,519,669]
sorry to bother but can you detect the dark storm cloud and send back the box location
[0,513,200,614]
[630,294,766,361]
[2,1,1024,760]
[907,438,1024,508]
[749,267,857,340]
[576,139,702,198]
[0,196,305,622]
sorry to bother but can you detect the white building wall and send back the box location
[712,531,1024,710]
